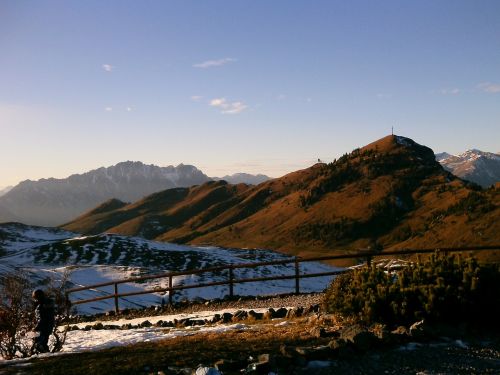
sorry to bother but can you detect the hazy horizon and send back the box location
[2,0,499,187]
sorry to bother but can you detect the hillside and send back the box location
[0,222,336,314]
[62,135,500,259]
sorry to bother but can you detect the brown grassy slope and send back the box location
[61,135,500,258]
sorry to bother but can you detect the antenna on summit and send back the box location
[391,126,394,136]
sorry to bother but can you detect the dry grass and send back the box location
[4,320,329,375]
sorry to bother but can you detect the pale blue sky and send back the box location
[1,0,499,187]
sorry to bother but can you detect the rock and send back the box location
[340,325,377,352]
[162,321,174,327]
[194,366,221,375]
[280,344,294,357]
[245,361,271,374]
[103,324,119,330]
[391,325,409,338]
[211,314,221,324]
[232,310,248,321]
[214,359,247,372]
[247,310,264,320]
[372,324,397,345]
[155,320,164,327]
[70,325,80,331]
[409,320,435,340]
[257,354,270,363]
[263,308,275,320]
[310,326,327,338]
[328,338,355,358]
[222,313,233,323]
[305,304,320,315]
[140,320,152,328]
[295,345,333,361]
[286,306,304,319]
[273,307,288,319]
[92,322,104,330]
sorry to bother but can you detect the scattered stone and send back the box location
[222,313,233,323]
[245,360,271,374]
[263,308,275,320]
[92,322,104,330]
[340,325,378,352]
[103,324,119,330]
[214,358,247,372]
[194,366,221,375]
[295,345,332,361]
[273,307,288,319]
[247,310,263,320]
[286,306,304,319]
[232,310,248,321]
[328,338,355,358]
[140,320,152,328]
[409,320,435,340]
[310,326,327,338]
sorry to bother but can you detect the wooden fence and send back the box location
[66,245,500,314]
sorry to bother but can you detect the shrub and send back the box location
[322,252,500,326]
[0,272,71,359]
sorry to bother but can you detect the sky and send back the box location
[1,0,499,187]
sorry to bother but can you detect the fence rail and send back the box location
[66,245,500,314]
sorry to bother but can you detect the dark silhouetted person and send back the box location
[31,289,55,354]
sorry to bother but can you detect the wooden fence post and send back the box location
[114,283,119,314]
[229,266,234,298]
[295,257,300,294]
[168,275,173,305]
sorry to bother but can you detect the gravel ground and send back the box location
[305,339,500,375]
[73,292,324,323]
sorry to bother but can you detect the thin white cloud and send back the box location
[440,88,461,95]
[477,82,500,93]
[102,64,114,72]
[209,97,248,114]
[105,107,113,112]
[193,58,236,68]
[191,95,203,101]
[126,107,133,112]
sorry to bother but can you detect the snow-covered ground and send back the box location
[0,223,341,314]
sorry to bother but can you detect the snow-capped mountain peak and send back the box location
[436,149,500,187]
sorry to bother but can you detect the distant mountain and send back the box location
[64,135,500,259]
[0,161,210,226]
[436,149,500,187]
[0,186,13,197]
[213,173,272,185]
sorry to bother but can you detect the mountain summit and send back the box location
[0,161,210,226]
[63,135,499,257]
[436,149,500,187]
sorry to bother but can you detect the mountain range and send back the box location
[62,135,499,260]
[436,149,500,188]
[0,163,271,227]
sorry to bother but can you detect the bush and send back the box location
[322,252,500,327]
[0,272,71,359]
